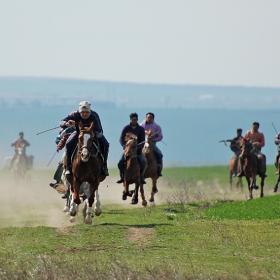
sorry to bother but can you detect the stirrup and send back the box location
[116,178,124,184]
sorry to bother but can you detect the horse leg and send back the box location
[149,178,158,203]
[122,181,128,200]
[84,186,97,224]
[69,194,77,222]
[131,183,139,205]
[229,170,233,191]
[246,177,253,200]
[139,183,147,207]
[260,177,265,198]
[94,189,102,216]
[239,178,244,192]
[274,175,280,193]
[73,178,82,205]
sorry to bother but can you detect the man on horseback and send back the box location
[61,101,109,176]
[116,112,146,184]
[10,132,30,168]
[237,122,266,178]
[274,133,280,174]
[140,112,163,176]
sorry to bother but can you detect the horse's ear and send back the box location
[89,122,94,131]
[79,121,84,130]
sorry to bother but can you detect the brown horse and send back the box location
[229,156,243,191]
[240,138,265,199]
[122,132,143,205]
[140,129,160,204]
[65,121,106,224]
[273,151,280,193]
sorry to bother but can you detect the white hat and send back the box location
[79,101,91,113]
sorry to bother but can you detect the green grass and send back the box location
[1,165,280,279]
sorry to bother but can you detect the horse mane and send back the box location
[125,132,137,142]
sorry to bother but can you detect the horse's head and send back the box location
[241,138,253,157]
[142,129,153,155]
[78,121,94,162]
[124,132,138,158]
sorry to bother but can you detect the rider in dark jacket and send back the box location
[61,101,109,176]
[116,112,146,184]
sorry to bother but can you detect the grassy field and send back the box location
[0,165,280,279]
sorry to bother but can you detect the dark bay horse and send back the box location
[65,121,106,224]
[273,153,280,193]
[229,156,243,191]
[122,132,142,205]
[141,129,160,204]
[240,138,265,199]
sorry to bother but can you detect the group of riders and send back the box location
[45,101,164,199]
[226,121,280,178]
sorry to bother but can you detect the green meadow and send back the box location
[0,165,280,279]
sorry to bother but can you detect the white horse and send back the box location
[12,144,27,181]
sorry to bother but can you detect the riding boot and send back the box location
[102,150,109,176]
[236,156,245,177]
[157,164,163,177]
[140,169,146,184]
[61,187,70,199]
[116,173,124,184]
[140,175,146,184]
[65,154,72,175]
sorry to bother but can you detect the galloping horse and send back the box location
[229,156,243,191]
[12,143,27,181]
[240,138,265,199]
[65,121,106,224]
[273,152,280,193]
[140,129,160,204]
[122,132,142,205]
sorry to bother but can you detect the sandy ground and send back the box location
[0,171,252,228]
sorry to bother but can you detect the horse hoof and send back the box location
[128,190,134,197]
[253,186,259,190]
[84,218,92,225]
[70,217,76,223]
[274,188,278,193]
[142,200,147,207]
[131,198,138,205]
[95,211,101,217]
[148,198,154,203]
[122,194,127,200]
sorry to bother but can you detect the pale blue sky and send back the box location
[0,0,279,87]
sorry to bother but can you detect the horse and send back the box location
[64,121,106,224]
[273,151,280,193]
[140,129,160,205]
[121,132,142,205]
[229,155,243,191]
[12,143,27,181]
[240,138,265,199]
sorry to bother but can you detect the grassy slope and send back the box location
[1,166,280,279]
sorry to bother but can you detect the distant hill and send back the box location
[0,76,279,109]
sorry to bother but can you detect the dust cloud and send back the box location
[0,170,251,229]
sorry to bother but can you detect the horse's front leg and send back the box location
[122,181,133,200]
[139,183,147,207]
[260,177,265,198]
[229,170,233,191]
[131,183,139,205]
[246,176,253,200]
[274,175,280,193]
[94,189,102,216]
[73,178,82,205]
[149,177,158,203]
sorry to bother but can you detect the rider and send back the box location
[230,128,243,176]
[61,101,109,176]
[116,112,146,184]
[236,122,266,178]
[139,112,163,176]
[274,133,280,174]
[10,132,30,168]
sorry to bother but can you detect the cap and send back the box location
[79,101,91,113]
